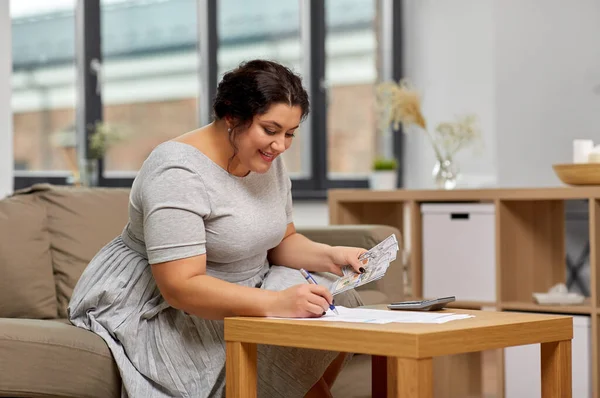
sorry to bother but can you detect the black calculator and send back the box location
[387,296,456,311]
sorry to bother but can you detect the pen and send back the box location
[299,268,339,315]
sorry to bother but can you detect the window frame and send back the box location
[13,0,404,198]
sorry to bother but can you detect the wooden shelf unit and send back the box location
[328,187,600,398]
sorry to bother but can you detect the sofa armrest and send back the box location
[295,225,404,306]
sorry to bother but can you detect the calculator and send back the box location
[387,296,456,311]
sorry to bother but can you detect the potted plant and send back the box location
[370,157,398,190]
[79,121,127,186]
[52,121,128,187]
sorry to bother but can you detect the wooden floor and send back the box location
[331,351,498,398]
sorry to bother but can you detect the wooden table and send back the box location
[224,308,573,398]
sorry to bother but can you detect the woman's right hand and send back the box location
[272,284,334,318]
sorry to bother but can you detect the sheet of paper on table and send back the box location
[272,306,474,324]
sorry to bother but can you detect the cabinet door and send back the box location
[422,204,496,302]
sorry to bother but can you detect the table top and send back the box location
[224,307,573,358]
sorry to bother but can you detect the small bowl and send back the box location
[553,163,600,186]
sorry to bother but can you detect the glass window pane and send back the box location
[217,0,308,178]
[11,0,77,173]
[101,0,199,173]
[326,0,379,178]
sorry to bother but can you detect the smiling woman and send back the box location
[207,60,309,176]
[67,59,367,398]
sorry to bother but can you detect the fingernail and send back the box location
[322,311,326,316]
[359,267,365,273]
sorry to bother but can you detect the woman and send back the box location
[68,59,366,398]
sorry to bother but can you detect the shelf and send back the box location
[329,186,600,203]
[329,188,600,398]
[501,300,593,315]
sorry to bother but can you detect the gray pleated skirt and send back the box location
[68,237,363,398]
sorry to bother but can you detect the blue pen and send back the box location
[299,268,339,315]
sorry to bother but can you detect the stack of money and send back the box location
[330,234,399,295]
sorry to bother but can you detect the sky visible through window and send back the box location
[10,0,127,17]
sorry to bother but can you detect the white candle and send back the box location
[588,145,600,163]
[573,139,594,163]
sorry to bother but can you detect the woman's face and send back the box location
[230,103,302,175]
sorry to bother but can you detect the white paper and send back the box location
[270,306,474,324]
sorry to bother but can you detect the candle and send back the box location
[573,139,594,163]
[588,145,600,163]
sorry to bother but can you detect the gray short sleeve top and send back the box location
[121,141,293,282]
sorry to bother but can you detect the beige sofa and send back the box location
[0,184,404,398]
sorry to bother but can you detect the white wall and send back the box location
[0,1,13,198]
[495,0,600,187]
[402,0,496,189]
[402,0,600,189]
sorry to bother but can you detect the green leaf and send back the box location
[372,157,398,170]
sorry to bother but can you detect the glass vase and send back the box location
[78,158,99,187]
[432,157,459,190]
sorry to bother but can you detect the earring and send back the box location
[227,128,231,133]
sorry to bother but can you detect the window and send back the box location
[11,0,76,174]
[100,0,199,174]
[217,0,308,178]
[325,0,379,178]
[11,0,403,197]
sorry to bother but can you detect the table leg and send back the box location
[541,340,572,398]
[226,341,257,398]
[387,356,433,398]
[372,355,388,398]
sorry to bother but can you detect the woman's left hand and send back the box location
[326,246,368,276]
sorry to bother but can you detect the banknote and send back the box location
[341,234,399,276]
[332,234,398,295]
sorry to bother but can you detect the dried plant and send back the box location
[377,79,427,131]
[87,121,127,159]
[376,79,482,161]
[433,114,482,158]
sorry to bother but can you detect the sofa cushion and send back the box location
[0,318,120,398]
[35,185,130,318]
[0,194,57,319]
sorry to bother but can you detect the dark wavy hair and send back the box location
[212,60,310,168]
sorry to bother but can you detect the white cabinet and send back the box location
[421,203,496,302]
[505,315,591,398]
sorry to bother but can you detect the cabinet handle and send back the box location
[450,213,470,220]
